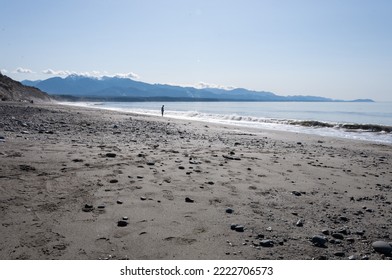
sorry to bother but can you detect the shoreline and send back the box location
[59,101,392,145]
[0,101,391,260]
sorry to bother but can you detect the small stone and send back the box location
[146,161,155,166]
[291,191,302,196]
[116,200,123,204]
[106,153,117,158]
[84,204,93,209]
[122,216,129,220]
[226,208,234,214]
[140,196,147,201]
[179,166,185,170]
[266,227,272,232]
[332,233,344,240]
[372,241,392,255]
[117,220,128,227]
[296,219,304,227]
[185,197,194,203]
[334,252,345,257]
[235,225,245,232]
[259,239,274,247]
[230,224,238,230]
[311,235,328,247]
[109,179,118,183]
[321,229,330,235]
[97,205,105,209]
[339,216,349,222]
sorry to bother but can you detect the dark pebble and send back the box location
[259,239,274,247]
[140,196,147,201]
[296,219,304,227]
[185,197,194,203]
[147,161,155,166]
[226,208,234,214]
[230,224,238,230]
[97,205,105,209]
[109,179,118,183]
[321,229,330,235]
[106,153,117,158]
[84,204,93,209]
[332,233,344,240]
[291,191,302,196]
[372,241,392,255]
[311,235,328,247]
[235,225,245,232]
[117,200,123,204]
[117,220,128,227]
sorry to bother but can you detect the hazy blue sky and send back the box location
[1,0,391,101]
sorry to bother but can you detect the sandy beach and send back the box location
[0,102,391,260]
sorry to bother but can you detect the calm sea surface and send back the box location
[66,101,392,144]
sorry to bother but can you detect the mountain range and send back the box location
[22,75,373,102]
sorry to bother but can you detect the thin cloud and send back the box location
[14,67,34,74]
[197,81,235,90]
[42,69,71,76]
[114,72,140,79]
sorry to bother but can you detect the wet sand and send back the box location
[0,102,391,260]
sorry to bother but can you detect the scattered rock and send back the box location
[321,229,330,235]
[109,179,118,183]
[332,233,344,240]
[334,251,345,257]
[185,197,194,203]
[140,196,147,201]
[259,239,274,247]
[296,219,304,227]
[311,235,328,247]
[230,224,238,230]
[235,225,245,232]
[117,220,128,227]
[291,191,302,196]
[97,205,105,209]
[106,153,117,158]
[82,204,94,212]
[116,200,123,204]
[372,241,392,255]
[146,161,155,166]
[122,216,128,220]
[226,208,234,214]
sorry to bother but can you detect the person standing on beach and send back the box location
[161,105,164,117]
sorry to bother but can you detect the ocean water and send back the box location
[64,101,392,144]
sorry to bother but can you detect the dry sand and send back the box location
[0,102,391,260]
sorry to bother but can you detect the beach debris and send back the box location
[225,208,234,214]
[311,235,328,247]
[259,239,274,247]
[185,197,194,203]
[106,152,117,158]
[372,241,392,255]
